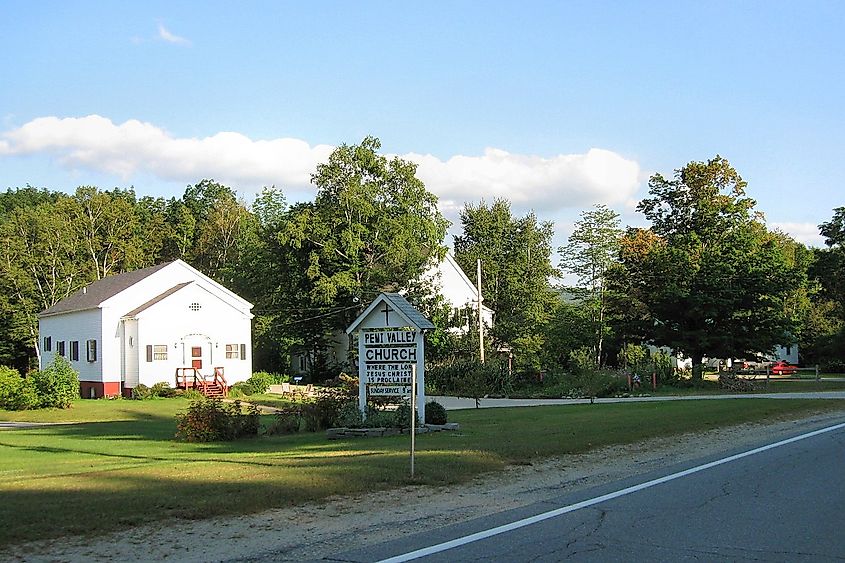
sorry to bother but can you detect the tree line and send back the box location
[2,138,843,380]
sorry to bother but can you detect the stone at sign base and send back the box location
[326,427,402,439]
[325,422,460,439]
[426,422,460,431]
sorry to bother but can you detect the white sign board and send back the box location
[362,329,416,396]
[347,294,429,422]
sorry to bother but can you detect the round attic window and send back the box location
[189,302,202,311]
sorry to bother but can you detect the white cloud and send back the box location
[770,222,825,247]
[157,23,191,46]
[407,148,640,213]
[0,115,641,212]
[0,115,334,190]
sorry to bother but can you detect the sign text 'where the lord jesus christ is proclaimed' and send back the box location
[363,330,416,395]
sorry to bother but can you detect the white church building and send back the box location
[38,260,253,398]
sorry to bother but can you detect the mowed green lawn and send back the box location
[619,377,845,396]
[1,398,844,547]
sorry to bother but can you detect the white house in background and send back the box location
[291,252,494,374]
[420,252,494,331]
[38,260,253,398]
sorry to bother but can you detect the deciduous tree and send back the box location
[559,204,623,365]
[276,137,448,377]
[611,157,802,380]
[454,199,558,369]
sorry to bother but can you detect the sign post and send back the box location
[410,363,416,479]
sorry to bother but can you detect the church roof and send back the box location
[122,282,194,318]
[346,292,434,334]
[38,261,175,317]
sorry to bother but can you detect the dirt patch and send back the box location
[3,411,842,562]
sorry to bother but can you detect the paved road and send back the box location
[335,420,845,562]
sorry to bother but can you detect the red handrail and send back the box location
[212,367,228,396]
[175,367,200,389]
[175,366,228,397]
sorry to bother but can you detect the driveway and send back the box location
[0,421,63,430]
[427,391,845,410]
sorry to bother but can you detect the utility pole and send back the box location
[477,259,485,363]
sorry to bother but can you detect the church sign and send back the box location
[363,329,416,395]
[346,293,433,422]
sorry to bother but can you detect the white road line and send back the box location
[377,421,845,563]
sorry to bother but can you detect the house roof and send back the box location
[346,292,435,334]
[122,281,194,318]
[442,252,483,301]
[38,261,175,317]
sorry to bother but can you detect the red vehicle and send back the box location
[771,360,798,375]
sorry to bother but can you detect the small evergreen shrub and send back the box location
[573,369,627,400]
[0,366,39,410]
[175,399,260,442]
[132,384,152,400]
[31,356,79,408]
[425,401,448,425]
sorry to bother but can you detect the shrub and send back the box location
[322,372,359,394]
[362,408,396,428]
[231,400,261,437]
[335,401,364,428]
[150,381,176,398]
[132,384,152,400]
[573,369,627,401]
[175,399,260,442]
[568,347,598,375]
[425,401,448,425]
[302,386,355,432]
[821,360,845,374]
[179,388,205,400]
[0,366,39,411]
[246,372,275,394]
[228,381,255,397]
[265,404,303,435]
[651,350,676,384]
[427,358,511,403]
[31,356,78,408]
[272,373,291,384]
[719,373,755,392]
[393,401,420,429]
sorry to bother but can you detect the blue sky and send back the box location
[2,1,843,248]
